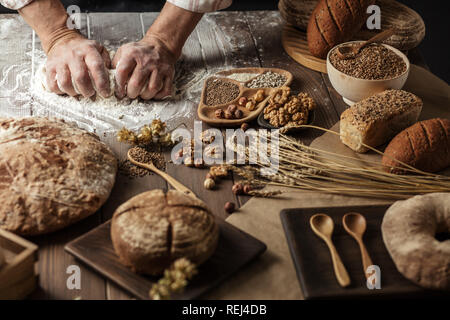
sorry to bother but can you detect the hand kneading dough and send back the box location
[0,118,117,235]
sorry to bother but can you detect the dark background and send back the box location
[1,0,448,83]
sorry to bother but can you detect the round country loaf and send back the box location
[111,189,219,276]
[0,118,117,235]
[382,193,450,290]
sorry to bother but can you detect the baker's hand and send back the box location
[112,35,176,100]
[45,34,112,98]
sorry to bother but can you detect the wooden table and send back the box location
[0,11,427,300]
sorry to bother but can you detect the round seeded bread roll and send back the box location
[111,189,219,276]
[0,118,117,235]
[382,193,450,290]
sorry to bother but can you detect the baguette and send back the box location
[307,0,375,58]
[339,89,423,153]
[382,118,450,174]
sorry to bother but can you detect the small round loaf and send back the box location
[382,193,450,290]
[0,118,117,235]
[111,189,219,275]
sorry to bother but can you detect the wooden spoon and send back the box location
[127,149,197,199]
[336,29,395,59]
[310,214,351,287]
[342,212,373,279]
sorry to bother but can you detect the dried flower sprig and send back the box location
[149,258,198,300]
[117,119,174,147]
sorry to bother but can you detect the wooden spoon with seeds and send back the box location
[337,29,395,60]
[127,149,197,199]
[310,213,351,287]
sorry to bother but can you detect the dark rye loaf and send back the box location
[111,189,219,276]
[307,0,375,58]
[0,118,117,235]
[382,118,450,174]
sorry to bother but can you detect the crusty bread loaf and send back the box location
[382,118,450,174]
[0,118,117,235]
[307,0,375,58]
[111,189,219,276]
[340,89,423,153]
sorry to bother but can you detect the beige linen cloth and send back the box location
[205,65,450,299]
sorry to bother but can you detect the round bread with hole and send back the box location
[381,193,450,290]
[0,118,117,235]
[111,189,219,275]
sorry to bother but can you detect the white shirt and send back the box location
[1,0,232,12]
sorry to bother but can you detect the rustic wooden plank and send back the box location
[0,14,33,117]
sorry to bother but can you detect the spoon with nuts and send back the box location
[127,148,197,199]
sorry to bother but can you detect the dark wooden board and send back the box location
[280,205,450,299]
[65,219,266,300]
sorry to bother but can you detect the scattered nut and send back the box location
[204,178,215,190]
[238,97,248,106]
[243,184,252,194]
[232,183,244,195]
[234,109,243,119]
[245,100,256,111]
[206,172,216,181]
[240,123,249,131]
[224,202,236,214]
[224,110,234,119]
[210,165,229,178]
[215,109,224,119]
[227,104,237,113]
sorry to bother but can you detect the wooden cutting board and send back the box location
[280,204,450,299]
[65,219,266,300]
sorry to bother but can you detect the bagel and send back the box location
[382,193,450,290]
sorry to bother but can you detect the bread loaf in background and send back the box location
[340,89,422,153]
[307,0,375,58]
[382,118,450,174]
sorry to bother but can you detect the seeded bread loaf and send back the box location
[382,118,450,174]
[307,0,375,58]
[0,118,117,235]
[111,189,219,276]
[339,89,423,153]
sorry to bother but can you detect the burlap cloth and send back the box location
[204,65,450,299]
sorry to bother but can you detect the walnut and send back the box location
[210,165,229,178]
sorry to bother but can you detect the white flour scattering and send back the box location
[0,49,212,135]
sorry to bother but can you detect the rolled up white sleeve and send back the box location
[0,0,34,10]
[167,0,232,13]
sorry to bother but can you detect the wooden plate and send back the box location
[257,109,315,132]
[65,219,266,300]
[280,205,450,299]
[197,67,293,127]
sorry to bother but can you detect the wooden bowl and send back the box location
[326,41,410,105]
[197,68,293,126]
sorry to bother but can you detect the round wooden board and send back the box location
[282,24,327,74]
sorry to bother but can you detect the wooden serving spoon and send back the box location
[336,29,395,59]
[127,149,197,199]
[310,214,351,287]
[342,212,373,279]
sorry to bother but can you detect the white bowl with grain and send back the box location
[326,41,410,105]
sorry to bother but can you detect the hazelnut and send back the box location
[232,183,244,195]
[224,202,236,214]
[224,110,234,119]
[245,100,256,111]
[243,184,252,194]
[215,109,224,119]
[238,97,248,106]
[234,109,243,119]
[184,157,194,167]
[227,104,237,113]
[241,123,249,131]
[204,178,215,190]
[254,90,265,102]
